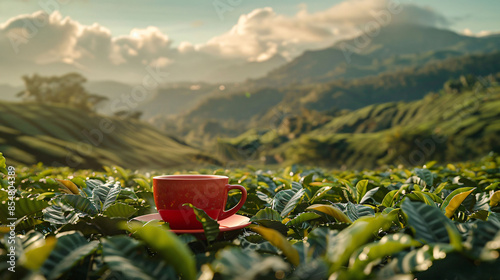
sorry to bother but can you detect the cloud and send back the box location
[0,0,453,85]
[461,28,499,37]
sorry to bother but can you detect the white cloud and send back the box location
[462,28,499,37]
[0,0,454,85]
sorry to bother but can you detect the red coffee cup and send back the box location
[153,175,247,229]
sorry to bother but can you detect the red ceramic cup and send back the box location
[153,175,247,229]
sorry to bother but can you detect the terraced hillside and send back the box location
[0,102,219,169]
[218,83,500,169]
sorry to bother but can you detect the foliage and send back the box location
[1,153,500,279]
[219,81,500,169]
[17,73,107,112]
[0,101,219,169]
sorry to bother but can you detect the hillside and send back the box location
[0,102,219,169]
[217,81,500,169]
[253,24,500,87]
[169,52,500,147]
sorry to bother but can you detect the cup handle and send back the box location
[219,184,247,220]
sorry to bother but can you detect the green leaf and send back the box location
[382,190,401,208]
[91,181,121,212]
[356,180,369,204]
[310,185,333,204]
[212,247,289,278]
[345,202,375,222]
[306,204,352,224]
[102,236,176,280]
[378,244,454,277]
[402,199,454,244]
[61,195,98,216]
[0,152,8,175]
[183,203,220,242]
[326,214,395,272]
[440,187,474,212]
[251,225,300,266]
[250,207,282,222]
[43,205,79,225]
[272,189,296,213]
[415,168,434,188]
[409,191,437,206]
[286,212,321,227]
[24,236,57,270]
[489,190,500,207]
[443,188,475,218]
[41,231,99,279]
[104,202,138,218]
[281,188,306,217]
[125,222,197,280]
[485,182,499,191]
[466,220,500,258]
[133,178,152,192]
[359,187,380,204]
[0,198,49,223]
[349,233,420,275]
[433,182,448,194]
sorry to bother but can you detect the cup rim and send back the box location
[153,174,228,180]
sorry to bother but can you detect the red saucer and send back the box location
[131,213,251,234]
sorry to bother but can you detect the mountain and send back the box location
[252,24,500,88]
[0,101,220,169]
[136,83,219,119]
[170,51,500,147]
[217,80,500,169]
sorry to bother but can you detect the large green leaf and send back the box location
[126,222,197,280]
[359,187,380,204]
[286,212,322,227]
[184,203,220,242]
[326,214,395,272]
[91,181,121,212]
[212,247,289,279]
[381,189,402,208]
[24,236,57,270]
[0,152,8,175]
[490,191,500,207]
[344,202,375,222]
[43,205,79,225]
[0,198,49,223]
[349,233,421,276]
[415,168,434,188]
[272,189,297,213]
[251,225,300,266]
[41,231,99,279]
[250,207,282,222]
[356,180,369,204]
[104,202,138,218]
[102,236,176,280]
[402,199,454,244]
[378,244,454,278]
[281,188,305,217]
[465,220,500,259]
[306,204,352,224]
[441,188,475,218]
[60,195,98,216]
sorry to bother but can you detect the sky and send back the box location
[0,0,499,85]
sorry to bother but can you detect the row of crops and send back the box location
[1,152,500,279]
